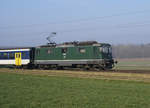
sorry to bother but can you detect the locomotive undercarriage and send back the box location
[31,59,114,70]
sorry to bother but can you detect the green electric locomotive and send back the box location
[33,41,115,70]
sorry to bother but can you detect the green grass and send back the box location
[0,73,150,108]
[114,58,150,70]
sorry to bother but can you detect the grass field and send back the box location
[114,58,150,70]
[0,58,150,108]
[0,69,150,108]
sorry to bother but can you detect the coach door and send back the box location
[15,53,22,66]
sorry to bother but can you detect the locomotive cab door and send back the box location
[15,53,22,66]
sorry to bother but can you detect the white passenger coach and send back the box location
[0,48,31,66]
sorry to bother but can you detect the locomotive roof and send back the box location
[39,41,111,48]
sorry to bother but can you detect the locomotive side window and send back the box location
[22,52,25,58]
[99,47,103,52]
[79,48,86,53]
[47,49,52,54]
[62,48,67,53]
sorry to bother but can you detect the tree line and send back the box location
[112,44,150,58]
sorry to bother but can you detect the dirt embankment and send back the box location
[0,68,150,82]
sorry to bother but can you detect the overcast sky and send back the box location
[0,0,150,46]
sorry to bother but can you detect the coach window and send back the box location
[62,48,67,53]
[79,48,86,53]
[0,53,2,59]
[22,52,26,58]
[3,53,8,59]
[9,53,15,59]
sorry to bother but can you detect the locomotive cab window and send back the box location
[109,47,112,53]
[79,48,86,53]
[62,48,67,53]
[100,47,109,53]
[102,47,109,53]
